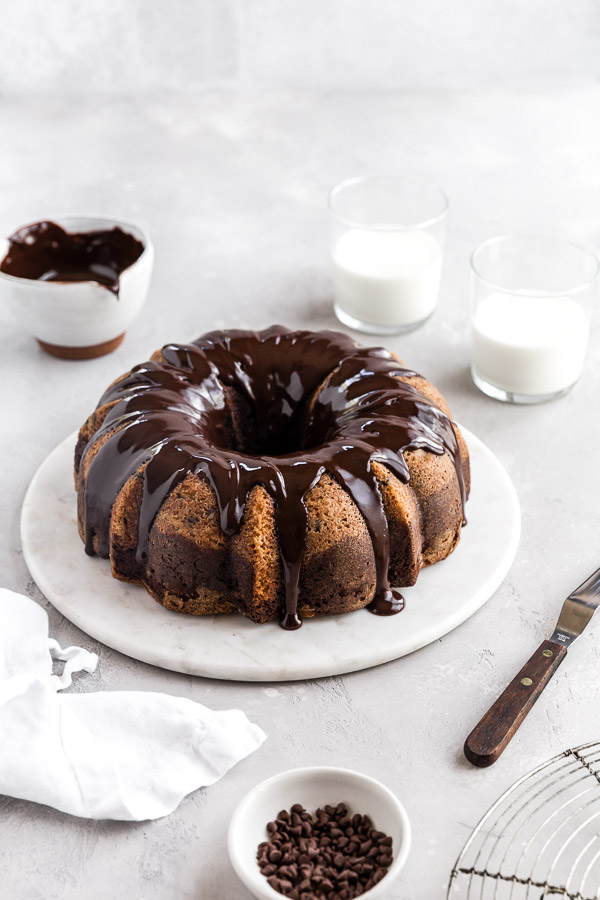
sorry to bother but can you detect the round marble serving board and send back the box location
[21,427,519,682]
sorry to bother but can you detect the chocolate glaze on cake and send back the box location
[78,326,466,629]
[0,220,144,295]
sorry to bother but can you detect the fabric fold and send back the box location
[0,588,266,820]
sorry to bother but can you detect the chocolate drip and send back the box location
[0,220,144,296]
[78,326,466,628]
[369,589,405,616]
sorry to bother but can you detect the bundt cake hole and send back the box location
[217,381,338,457]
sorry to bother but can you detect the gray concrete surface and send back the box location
[1,88,600,898]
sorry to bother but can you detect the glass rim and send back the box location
[327,174,449,232]
[470,233,600,297]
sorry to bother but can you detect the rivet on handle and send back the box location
[542,649,553,657]
[521,677,533,686]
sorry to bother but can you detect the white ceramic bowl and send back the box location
[0,214,154,358]
[228,767,411,899]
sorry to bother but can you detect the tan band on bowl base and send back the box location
[36,333,125,360]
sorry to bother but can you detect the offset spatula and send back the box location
[464,566,600,768]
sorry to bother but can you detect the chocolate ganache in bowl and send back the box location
[0,215,153,359]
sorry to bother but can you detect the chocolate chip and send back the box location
[256,802,394,898]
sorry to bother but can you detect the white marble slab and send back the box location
[20,426,520,682]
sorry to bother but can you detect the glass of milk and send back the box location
[471,235,599,403]
[329,175,449,334]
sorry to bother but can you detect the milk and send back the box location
[472,292,589,396]
[332,228,443,328]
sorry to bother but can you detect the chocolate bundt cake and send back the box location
[75,326,470,629]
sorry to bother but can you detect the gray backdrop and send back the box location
[1,0,598,93]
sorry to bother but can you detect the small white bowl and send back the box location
[228,767,411,899]
[0,214,154,359]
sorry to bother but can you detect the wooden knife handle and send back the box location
[464,639,568,767]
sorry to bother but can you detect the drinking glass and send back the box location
[471,235,599,404]
[329,175,449,335]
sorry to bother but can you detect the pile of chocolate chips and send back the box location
[256,802,394,899]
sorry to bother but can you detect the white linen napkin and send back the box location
[0,588,266,820]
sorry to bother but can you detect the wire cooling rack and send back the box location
[447,741,600,899]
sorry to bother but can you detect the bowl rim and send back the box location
[227,765,411,900]
[0,213,153,289]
